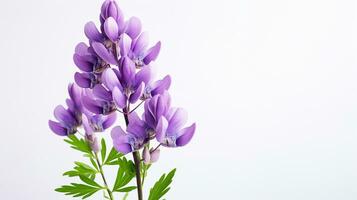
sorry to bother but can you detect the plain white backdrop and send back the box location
[0,0,357,199]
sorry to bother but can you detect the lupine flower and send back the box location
[49,83,83,136]
[120,34,161,68]
[83,111,117,132]
[156,108,196,147]
[82,88,117,115]
[111,112,150,154]
[143,91,171,129]
[142,75,171,99]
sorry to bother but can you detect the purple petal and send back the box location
[112,86,126,109]
[48,120,67,136]
[156,116,168,143]
[73,54,93,72]
[135,66,152,86]
[102,68,122,91]
[93,84,112,101]
[119,34,132,56]
[75,42,89,55]
[111,126,133,154]
[132,32,149,56]
[54,105,76,126]
[82,114,94,134]
[68,83,82,107]
[102,112,117,129]
[151,75,171,96]
[74,72,92,88]
[143,41,161,65]
[167,108,188,134]
[82,96,103,114]
[84,22,103,42]
[125,17,141,39]
[127,118,146,139]
[150,148,160,163]
[176,123,196,147]
[121,57,136,85]
[104,17,119,42]
[92,42,118,65]
[129,82,144,104]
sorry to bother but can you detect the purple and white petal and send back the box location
[132,32,149,56]
[143,41,161,65]
[112,86,126,109]
[73,54,94,72]
[102,112,117,129]
[129,82,144,104]
[156,116,168,143]
[125,17,141,39]
[135,66,152,86]
[151,75,171,96]
[104,17,119,42]
[54,105,76,126]
[93,84,112,101]
[74,72,93,88]
[176,123,196,147]
[82,95,103,114]
[48,120,68,136]
[92,42,118,65]
[167,108,188,134]
[119,34,132,56]
[84,22,103,42]
[102,68,122,91]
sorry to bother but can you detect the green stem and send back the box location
[123,107,143,200]
[94,153,114,200]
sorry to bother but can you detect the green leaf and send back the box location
[64,135,92,155]
[112,157,136,192]
[55,183,102,199]
[104,147,123,165]
[79,175,102,187]
[116,186,136,192]
[101,138,107,163]
[148,168,176,200]
[63,161,98,179]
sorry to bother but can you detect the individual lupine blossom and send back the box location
[146,92,196,147]
[111,112,150,154]
[48,84,83,136]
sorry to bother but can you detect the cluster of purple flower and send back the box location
[49,0,195,162]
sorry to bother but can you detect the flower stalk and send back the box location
[123,107,143,200]
[94,153,114,200]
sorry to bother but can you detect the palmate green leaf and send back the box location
[55,183,102,199]
[112,157,136,192]
[64,135,92,155]
[104,147,123,165]
[148,168,176,200]
[101,138,107,163]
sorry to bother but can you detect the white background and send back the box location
[0,0,357,199]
